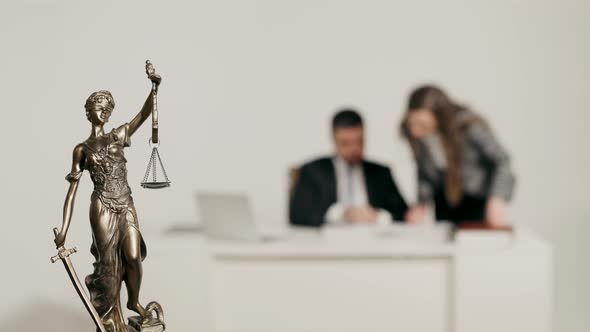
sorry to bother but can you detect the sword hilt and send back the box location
[51,246,77,263]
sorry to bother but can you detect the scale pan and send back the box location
[141,181,171,189]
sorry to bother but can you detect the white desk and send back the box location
[151,225,552,332]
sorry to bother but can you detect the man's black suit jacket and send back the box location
[289,157,408,227]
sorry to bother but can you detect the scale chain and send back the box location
[152,148,157,182]
[142,148,154,184]
[155,148,170,182]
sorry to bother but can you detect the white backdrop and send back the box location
[0,0,588,331]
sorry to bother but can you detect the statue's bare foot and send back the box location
[127,301,149,319]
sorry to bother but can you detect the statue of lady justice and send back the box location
[53,61,165,332]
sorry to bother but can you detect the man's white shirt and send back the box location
[325,156,392,225]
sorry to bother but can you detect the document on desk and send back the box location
[322,222,452,245]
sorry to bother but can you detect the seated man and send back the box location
[290,109,408,227]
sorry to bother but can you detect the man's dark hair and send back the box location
[332,108,363,130]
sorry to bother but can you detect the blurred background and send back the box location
[0,0,588,331]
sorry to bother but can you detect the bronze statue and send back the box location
[53,61,166,332]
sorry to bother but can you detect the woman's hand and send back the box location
[485,197,508,228]
[405,205,427,224]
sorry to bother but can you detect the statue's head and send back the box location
[85,90,115,125]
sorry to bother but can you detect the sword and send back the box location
[51,228,108,332]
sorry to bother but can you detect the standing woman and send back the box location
[401,85,515,227]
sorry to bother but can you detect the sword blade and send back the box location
[60,256,108,332]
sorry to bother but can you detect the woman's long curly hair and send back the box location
[401,85,484,206]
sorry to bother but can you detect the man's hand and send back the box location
[344,207,378,224]
[485,197,508,228]
[405,205,427,224]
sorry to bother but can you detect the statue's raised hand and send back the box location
[145,60,162,86]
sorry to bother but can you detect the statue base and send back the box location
[128,316,165,332]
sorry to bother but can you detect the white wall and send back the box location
[0,0,588,331]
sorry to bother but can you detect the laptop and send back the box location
[196,191,282,242]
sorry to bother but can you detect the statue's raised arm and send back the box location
[128,60,162,138]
